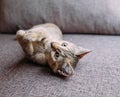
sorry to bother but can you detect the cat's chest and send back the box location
[32,40,46,54]
[30,38,49,65]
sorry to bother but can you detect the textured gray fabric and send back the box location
[1,0,120,34]
[0,35,24,78]
[0,34,120,97]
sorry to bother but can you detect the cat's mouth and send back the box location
[57,64,74,77]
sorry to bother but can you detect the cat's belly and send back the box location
[30,41,48,65]
[30,53,48,65]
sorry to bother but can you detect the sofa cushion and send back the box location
[0,34,24,78]
[0,34,120,97]
[0,0,120,34]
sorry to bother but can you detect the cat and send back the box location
[16,23,91,77]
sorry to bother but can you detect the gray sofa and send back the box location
[0,0,120,97]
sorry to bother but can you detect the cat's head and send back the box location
[47,40,91,77]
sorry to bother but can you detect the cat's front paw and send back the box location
[16,30,26,40]
[24,32,38,41]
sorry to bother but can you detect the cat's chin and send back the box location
[57,69,74,77]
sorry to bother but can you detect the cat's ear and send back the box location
[75,46,91,60]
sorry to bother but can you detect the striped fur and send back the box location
[16,23,90,77]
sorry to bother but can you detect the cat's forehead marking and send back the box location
[60,46,79,65]
[59,44,75,55]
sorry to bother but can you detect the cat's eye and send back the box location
[61,43,68,47]
[54,51,60,58]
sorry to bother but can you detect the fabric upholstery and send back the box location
[0,35,24,78]
[1,0,120,34]
[0,34,120,97]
